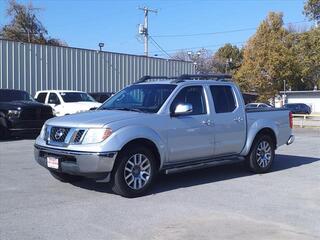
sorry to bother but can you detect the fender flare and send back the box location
[241,119,279,156]
[104,125,167,168]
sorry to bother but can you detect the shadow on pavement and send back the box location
[71,154,320,195]
[0,134,38,142]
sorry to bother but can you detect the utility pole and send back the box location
[138,6,157,56]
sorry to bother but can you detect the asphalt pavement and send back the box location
[0,128,319,240]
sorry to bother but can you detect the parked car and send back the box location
[246,103,272,109]
[34,90,101,116]
[34,74,294,197]
[89,92,114,103]
[0,89,53,139]
[283,103,311,114]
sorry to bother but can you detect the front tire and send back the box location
[111,145,157,198]
[50,170,83,183]
[246,135,275,173]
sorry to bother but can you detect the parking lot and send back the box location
[0,128,319,240]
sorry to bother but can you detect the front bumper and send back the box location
[286,135,295,145]
[34,144,117,180]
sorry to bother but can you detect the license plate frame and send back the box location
[47,156,59,169]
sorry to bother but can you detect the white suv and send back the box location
[34,90,101,116]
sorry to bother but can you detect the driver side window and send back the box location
[48,93,60,105]
[170,86,207,115]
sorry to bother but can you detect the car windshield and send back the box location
[0,90,34,102]
[59,92,95,102]
[100,84,177,113]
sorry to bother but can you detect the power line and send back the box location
[149,36,173,58]
[151,20,309,38]
[149,41,246,54]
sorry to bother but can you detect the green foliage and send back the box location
[213,44,243,74]
[295,27,320,88]
[0,0,66,46]
[303,0,320,23]
[235,12,319,101]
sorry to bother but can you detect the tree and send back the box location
[172,49,215,74]
[295,27,320,89]
[0,0,66,46]
[235,12,300,101]
[213,44,243,74]
[303,0,320,24]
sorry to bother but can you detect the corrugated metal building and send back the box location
[0,39,195,95]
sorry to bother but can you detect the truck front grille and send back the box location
[20,108,52,120]
[50,127,70,142]
[73,130,85,143]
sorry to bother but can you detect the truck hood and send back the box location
[62,102,101,110]
[46,110,143,128]
[0,100,48,110]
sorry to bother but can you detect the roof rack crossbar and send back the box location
[135,75,178,84]
[135,74,232,84]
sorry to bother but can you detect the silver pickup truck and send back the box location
[34,74,294,197]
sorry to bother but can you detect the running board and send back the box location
[164,156,245,175]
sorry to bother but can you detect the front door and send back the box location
[167,86,214,163]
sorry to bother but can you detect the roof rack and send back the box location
[134,75,178,84]
[174,74,232,83]
[135,73,232,84]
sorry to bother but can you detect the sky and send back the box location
[0,0,312,58]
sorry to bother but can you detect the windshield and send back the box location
[59,92,95,103]
[100,84,177,113]
[0,90,34,102]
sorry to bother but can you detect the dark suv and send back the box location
[283,103,311,114]
[0,89,53,139]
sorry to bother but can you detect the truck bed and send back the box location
[246,108,291,148]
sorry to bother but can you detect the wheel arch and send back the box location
[119,138,161,170]
[241,125,278,156]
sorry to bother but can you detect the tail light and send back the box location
[289,112,293,129]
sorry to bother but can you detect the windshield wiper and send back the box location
[103,107,144,113]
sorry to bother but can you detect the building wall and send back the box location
[0,39,195,95]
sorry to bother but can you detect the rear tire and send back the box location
[50,170,83,183]
[246,134,275,173]
[111,145,157,198]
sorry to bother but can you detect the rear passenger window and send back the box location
[36,93,47,103]
[210,85,236,113]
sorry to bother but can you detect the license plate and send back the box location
[47,156,59,169]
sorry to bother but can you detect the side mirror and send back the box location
[171,103,193,117]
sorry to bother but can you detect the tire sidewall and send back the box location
[249,135,275,173]
[112,146,157,197]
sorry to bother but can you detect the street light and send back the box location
[98,42,105,51]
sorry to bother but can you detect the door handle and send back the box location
[201,120,213,126]
[233,116,243,122]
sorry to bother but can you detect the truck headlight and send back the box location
[39,124,47,139]
[82,128,112,144]
[7,110,21,119]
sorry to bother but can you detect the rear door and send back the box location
[209,85,246,156]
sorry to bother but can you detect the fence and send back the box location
[0,39,195,95]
